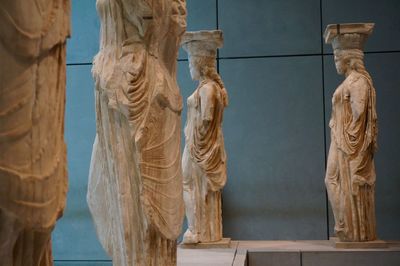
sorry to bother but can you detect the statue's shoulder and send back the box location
[199,80,219,94]
[347,72,368,84]
[345,72,371,98]
[0,0,70,58]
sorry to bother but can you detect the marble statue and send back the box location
[181,30,228,244]
[0,1,70,265]
[324,23,378,242]
[87,0,186,265]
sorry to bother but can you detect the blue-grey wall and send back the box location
[53,0,400,263]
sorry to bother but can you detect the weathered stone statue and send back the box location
[87,0,186,265]
[324,23,378,242]
[0,1,70,265]
[181,30,228,244]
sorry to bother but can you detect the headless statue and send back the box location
[0,1,70,265]
[87,0,187,265]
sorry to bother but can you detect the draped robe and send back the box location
[183,79,227,242]
[325,71,378,242]
[87,0,185,264]
[0,0,70,265]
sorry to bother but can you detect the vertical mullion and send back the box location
[319,0,330,240]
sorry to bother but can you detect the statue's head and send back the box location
[181,30,223,80]
[324,23,374,76]
[333,47,365,75]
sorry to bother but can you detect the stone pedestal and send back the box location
[331,237,388,249]
[238,240,400,266]
[180,238,232,249]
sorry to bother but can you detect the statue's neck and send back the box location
[345,69,354,78]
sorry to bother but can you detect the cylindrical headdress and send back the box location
[324,23,374,52]
[181,30,223,57]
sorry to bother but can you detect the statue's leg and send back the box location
[325,140,345,238]
[0,209,54,266]
[13,227,54,266]
[145,225,177,266]
[0,209,23,266]
[352,151,377,241]
[37,233,53,266]
[182,148,198,243]
[201,189,222,242]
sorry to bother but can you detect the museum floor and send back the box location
[54,240,400,266]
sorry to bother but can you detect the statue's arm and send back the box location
[199,83,217,129]
[349,77,369,123]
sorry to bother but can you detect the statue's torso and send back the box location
[184,80,227,191]
[0,0,70,58]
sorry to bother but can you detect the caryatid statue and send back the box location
[0,0,70,265]
[181,30,229,244]
[324,23,378,242]
[87,0,187,265]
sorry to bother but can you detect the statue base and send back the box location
[330,237,388,249]
[180,238,231,249]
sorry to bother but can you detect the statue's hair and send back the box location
[192,56,228,106]
[335,49,372,82]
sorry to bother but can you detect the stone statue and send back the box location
[324,23,378,242]
[87,0,186,265]
[0,1,70,265]
[181,30,228,244]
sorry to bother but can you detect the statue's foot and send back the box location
[334,226,348,242]
[182,229,199,244]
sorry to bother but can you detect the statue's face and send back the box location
[170,0,187,35]
[334,52,347,75]
[188,56,201,80]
